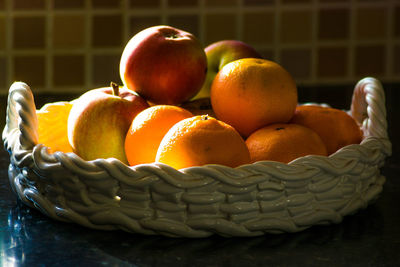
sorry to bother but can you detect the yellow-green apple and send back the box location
[68,83,149,163]
[192,40,262,100]
[120,25,207,105]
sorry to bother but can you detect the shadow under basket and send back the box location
[2,77,392,238]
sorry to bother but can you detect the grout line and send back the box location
[310,0,318,84]
[199,0,205,45]
[5,0,13,89]
[348,0,356,81]
[84,0,92,91]
[273,0,281,62]
[122,0,130,44]
[386,0,395,78]
[0,1,390,16]
[45,0,53,91]
[7,47,156,55]
[4,4,372,17]
[160,0,167,25]
[346,0,357,102]
[237,0,243,41]
[7,39,391,55]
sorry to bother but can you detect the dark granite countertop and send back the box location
[1,83,399,266]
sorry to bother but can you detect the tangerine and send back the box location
[210,58,298,137]
[245,123,328,164]
[290,105,363,155]
[36,101,74,153]
[155,115,251,169]
[124,105,193,166]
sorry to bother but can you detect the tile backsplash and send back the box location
[0,0,399,95]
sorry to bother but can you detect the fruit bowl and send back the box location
[2,77,392,237]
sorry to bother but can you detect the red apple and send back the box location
[192,40,262,99]
[120,25,207,105]
[68,83,149,163]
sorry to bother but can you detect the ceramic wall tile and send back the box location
[205,13,237,45]
[318,8,349,40]
[204,0,236,7]
[243,11,275,45]
[53,55,85,86]
[243,0,275,6]
[355,45,386,77]
[92,54,122,87]
[356,7,387,40]
[282,0,311,4]
[129,16,162,36]
[129,0,160,8]
[0,17,5,50]
[169,0,198,7]
[394,45,400,75]
[54,0,85,9]
[53,15,85,49]
[394,7,400,38]
[13,56,45,88]
[280,49,312,79]
[0,56,6,89]
[13,16,46,49]
[92,15,123,48]
[92,0,123,8]
[168,14,199,38]
[280,10,312,44]
[13,0,45,10]
[317,47,348,78]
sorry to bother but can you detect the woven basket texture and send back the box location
[2,77,392,237]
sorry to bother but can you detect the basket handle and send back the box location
[2,82,38,151]
[351,77,388,139]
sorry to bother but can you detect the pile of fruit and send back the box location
[36,25,363,170]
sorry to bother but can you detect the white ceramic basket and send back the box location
[2,77,392,238]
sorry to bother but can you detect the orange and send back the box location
[290,105,363,155]
[155,115,251,169]
[245,123,328,164]
[210,58,298,137]
[36,101,74,153]
[124,105,193,166]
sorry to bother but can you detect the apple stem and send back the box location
[111,82,119,96]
